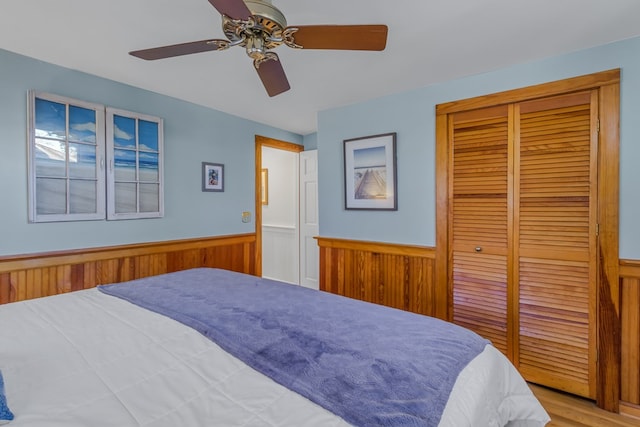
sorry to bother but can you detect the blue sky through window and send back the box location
[139,120,158,151]
[113,115,136,148]
[69,105,96,143]
[35,98,65,140]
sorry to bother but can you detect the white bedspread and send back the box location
[0,288,549,426]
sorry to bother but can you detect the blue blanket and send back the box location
[99,268,488,426]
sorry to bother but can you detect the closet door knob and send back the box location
[475,246,482,253]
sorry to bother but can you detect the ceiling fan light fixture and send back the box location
[129,0,388,97]
[246,34,266,60]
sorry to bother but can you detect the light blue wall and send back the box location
[318,36,640,259]
[0,49,302,256]
[303,132,318,150]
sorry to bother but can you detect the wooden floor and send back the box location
[530,385,640,426]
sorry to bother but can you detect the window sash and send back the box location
[27,91,106,223]
[106,107,164,220]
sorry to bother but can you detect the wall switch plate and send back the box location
[241,211,251,223]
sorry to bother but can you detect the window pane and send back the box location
[35,139,66,177]
[36,178,66,214]
[115,182,137,213]
[113,115,136,148]
[68,105,97,143]
[69,143,96,179]
[114,149,137,181]
[139,183,159,213]
[139,120,158,151]
[69,180,97,214]
[139,152,158,182]
[35,98,66,140]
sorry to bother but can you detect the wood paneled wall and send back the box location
[317,237,436,317]
[0,233,256,305]
[620,259,640,418]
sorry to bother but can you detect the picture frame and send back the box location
[202,162,224,192]
[261,168,269,205]
[344,133,397,210]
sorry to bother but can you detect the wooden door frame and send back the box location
[434,69,620,411]
[254,135,304,276]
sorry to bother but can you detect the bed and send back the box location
[0,268,549,426]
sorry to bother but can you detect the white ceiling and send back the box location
[2,0,639,135]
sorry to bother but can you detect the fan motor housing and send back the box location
[223,0,287,49]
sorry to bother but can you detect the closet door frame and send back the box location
[435,69,620,411]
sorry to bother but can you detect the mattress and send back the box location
[0,273,549,426]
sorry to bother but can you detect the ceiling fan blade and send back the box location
[129,39,229,60]
[254,54,290,97]
[284,25,388,51]
[207,0,252,21]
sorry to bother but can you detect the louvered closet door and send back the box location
[451,106,510,355]
[515,91,598,398]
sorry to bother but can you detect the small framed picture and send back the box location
[344,133,397,210]
[202,162,224,192]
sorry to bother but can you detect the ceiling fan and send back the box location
[129,0,388,97]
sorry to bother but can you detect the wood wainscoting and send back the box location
[0,233,256,305]
[317,237,436,317]
[620,259,640,418]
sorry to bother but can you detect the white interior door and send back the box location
[299,150,319,289]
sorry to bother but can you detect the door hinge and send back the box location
[596,119,600,134]
[596,223,600,236]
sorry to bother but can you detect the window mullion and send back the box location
[136,118,140,214]
[65,103,71,215]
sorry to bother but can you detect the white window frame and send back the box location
[27,91,164,222]
[106,107,164,220]
[27,91,106,223]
